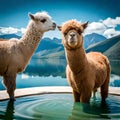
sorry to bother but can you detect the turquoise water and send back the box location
[0,59,120,90]
[0,94,120,120]
[0,59,68,90]
[0,59,120,120]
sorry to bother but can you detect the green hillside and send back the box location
[86,35,120,53]
[37,35,120,60]
[86,35,120,60]
[104,41,120,60]
[39,50,65,59]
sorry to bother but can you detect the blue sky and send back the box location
[0,0,120,38]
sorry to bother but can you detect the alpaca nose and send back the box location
[70,32,75,38]
[53,22,56,28]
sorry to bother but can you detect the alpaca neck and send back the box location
[65,46,87,74]
[20,24,43,59]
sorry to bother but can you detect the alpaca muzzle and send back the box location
[52,22,56,30]
[68,32,77,45]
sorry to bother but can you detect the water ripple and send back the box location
[15,94,73,120]
[1,93,120,120]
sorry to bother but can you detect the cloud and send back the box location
[0,27,19,35]
[102,17,120,28]
[0,27,26,35]
[84,17,120,38]
[0,17,120,39]
[84,22,106,35]
[20,28,26,34]
[104,28,120,38]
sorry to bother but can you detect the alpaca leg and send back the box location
[93,89,97,98]
[101,67,110,102]
[73,90,80,102]
[80,91,92,103]
[3,75,16,100]
[101,80,109,102]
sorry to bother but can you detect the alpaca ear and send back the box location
[28,13,35,21]
[58,26,62,31]
[82,21,89,29]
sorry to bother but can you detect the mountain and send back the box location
[34,47,65,59]
[24,59,66,77]
[35,37,63,53]
[104,40,120,60]
[34,33,106,58]
[33,37,64,58]
[0,34,21,39]
[84,33,106,48]
[0,34,64,58]
[1,33,117,59]
[86,35,120,60]
[86,34,120,53]
[43,34,120,60]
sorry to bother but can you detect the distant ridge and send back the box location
[86,34,120,60]
[86,35,120,53]
[84,33,106,48]
[104,40,120,60]
[0,34,21,39]
[0,33,119,60]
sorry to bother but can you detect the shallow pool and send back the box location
[0,93,120,120]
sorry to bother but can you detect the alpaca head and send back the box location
[28,12,56,32]
[58,20,88,49]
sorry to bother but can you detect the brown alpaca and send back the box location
[0,12,56,100]
[58,20,110,103]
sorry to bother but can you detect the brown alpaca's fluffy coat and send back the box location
[58,20,110,103]
[0,12,56,100]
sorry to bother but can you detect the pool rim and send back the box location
[0,86,120,101]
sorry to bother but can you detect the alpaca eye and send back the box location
[40,19,46,23]
[78,30,82,35]
[64,32,67,36]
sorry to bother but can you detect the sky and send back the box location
[0,0,120,38]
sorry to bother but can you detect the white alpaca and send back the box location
[0,12,56,100]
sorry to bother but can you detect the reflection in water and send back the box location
[0,60,117,91]
[23,59,120,78]
[0,100,14,120]
[16,75,68,89]
[0,59,120,119]
[0,59,68,90]
[69,100,110,120]
[69,94,120,120]
[0,59,120,90]
[69,104,108,120]
[24,59,66,78]
[110,60,120,76]
[110,74,120,87]
[14,94,72,120]
[109,60,120,87]
[1,94,120,120]
[24,59,120,78]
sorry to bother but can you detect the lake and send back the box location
[0,58,120,120]
[0,58,120,90]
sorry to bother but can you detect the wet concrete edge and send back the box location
[0,86,120,101]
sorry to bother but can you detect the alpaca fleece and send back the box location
[0,12,56,100]
[58,20,110,103]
